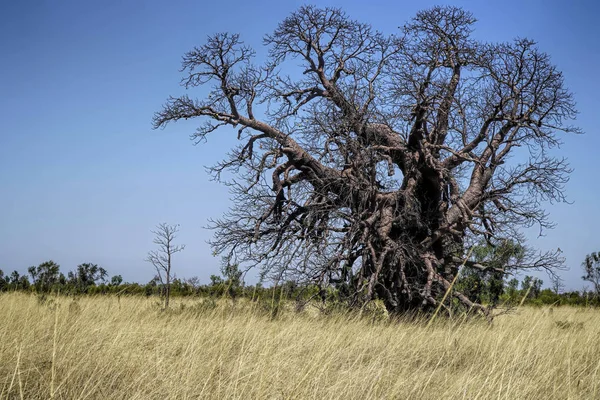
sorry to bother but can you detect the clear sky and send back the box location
[1,0,598,289]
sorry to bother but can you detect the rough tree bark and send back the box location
[154,6,578,316]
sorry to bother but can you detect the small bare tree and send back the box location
[146,223,185,308]
[550,274,565,295]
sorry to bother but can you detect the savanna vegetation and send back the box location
[1,294,600,399]
[2,5,598,399]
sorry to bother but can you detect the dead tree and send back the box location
[146,223,185,308]
[154,6,578,316]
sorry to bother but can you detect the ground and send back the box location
[1,293,599,399]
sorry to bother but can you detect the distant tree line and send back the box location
[0,260,282,299]
[1,258,600,308]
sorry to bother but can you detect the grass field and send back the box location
[1,293,599,399]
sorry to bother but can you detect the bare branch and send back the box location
[154,6,579,317]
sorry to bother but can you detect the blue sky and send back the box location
[0,0,598,289]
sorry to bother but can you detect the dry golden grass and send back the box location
[1,293,599,399]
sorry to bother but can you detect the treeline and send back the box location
[0,260,300,300]
[1,260,599,308]
[457,275,600,307]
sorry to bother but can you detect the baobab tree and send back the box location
[146,223,185,308]
[154,6,577,316]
